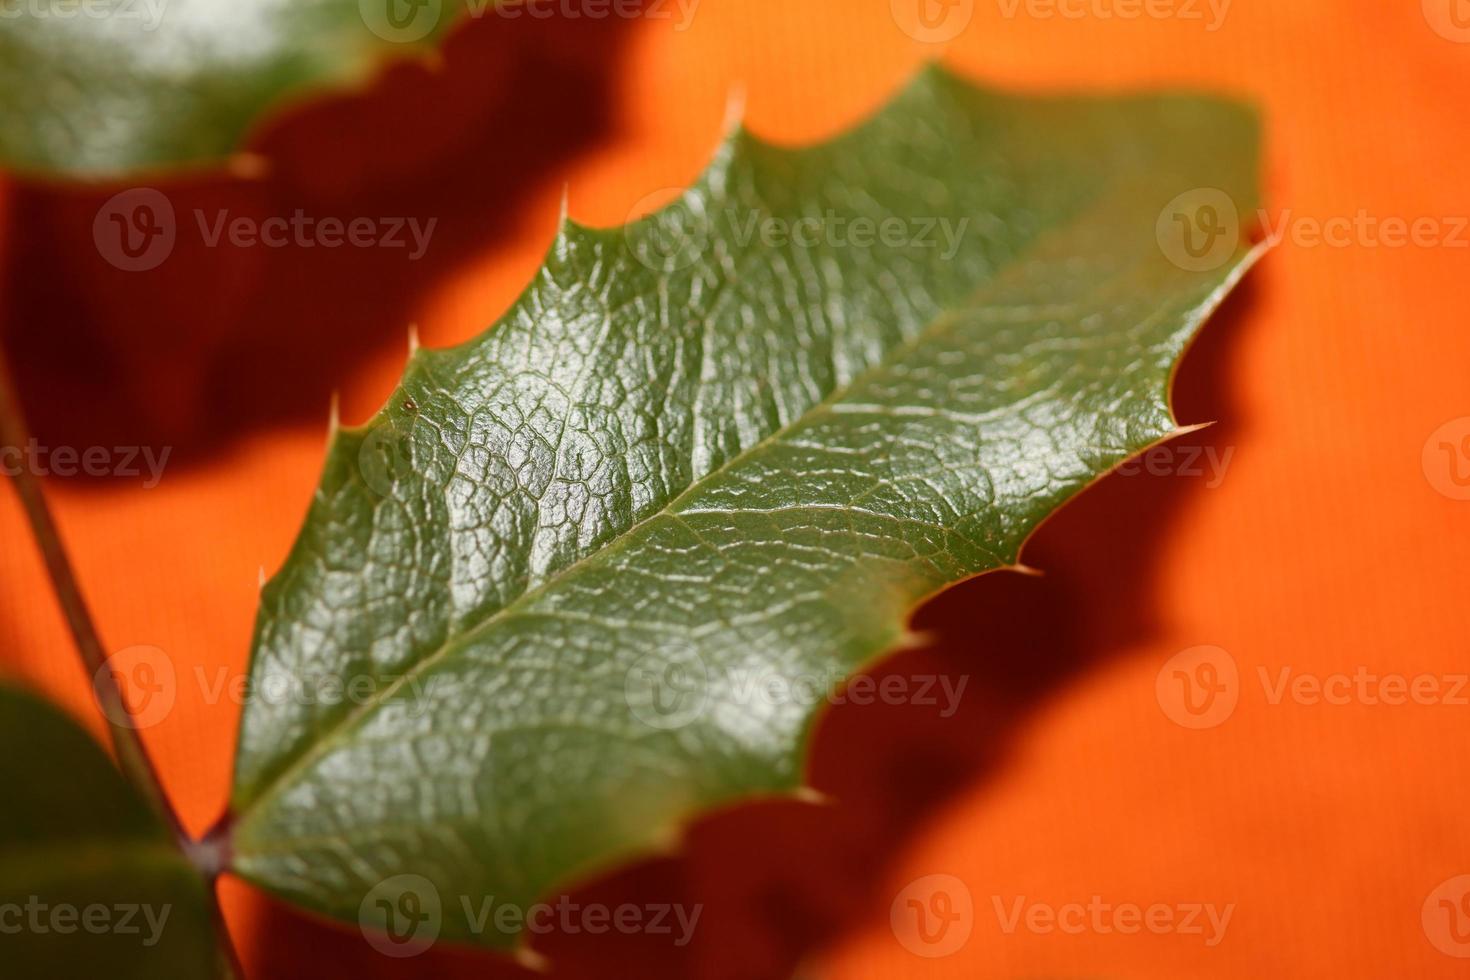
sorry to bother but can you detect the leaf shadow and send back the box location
[0,8,638,480]
[232,276,1261,979]
[564,276,1261,980]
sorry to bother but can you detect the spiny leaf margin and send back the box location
[226,64,1263,955]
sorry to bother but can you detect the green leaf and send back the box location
[0,0,470,179]
[227,66,1261,951]
[0,683,215,977]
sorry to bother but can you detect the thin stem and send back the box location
[208,890,245,980]
[0,346,184,838]
[0,348,248,976]
[193,820,245,980]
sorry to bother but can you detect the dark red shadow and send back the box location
[1,8,638,475]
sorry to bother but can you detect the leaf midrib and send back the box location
[232,180,1122,838]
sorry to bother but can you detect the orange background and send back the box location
[3,1,1469,977]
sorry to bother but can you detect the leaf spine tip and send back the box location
[513,945,551,973]
[406,322,421,357]
[721,81,749,139]
[894,629,939,651]
[643,821,686,856]
[792,786,835,806]
[327,391,342,441]
[226,152,271,181]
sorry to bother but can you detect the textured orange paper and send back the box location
[2,1,1468,977]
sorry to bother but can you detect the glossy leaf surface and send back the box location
[228,67,1261,950]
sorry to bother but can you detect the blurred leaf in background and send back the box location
[0,0,476,179]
